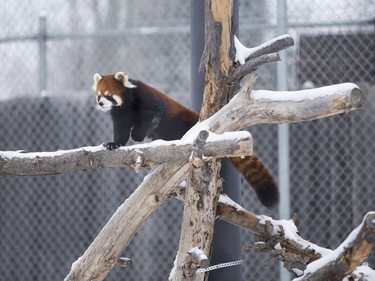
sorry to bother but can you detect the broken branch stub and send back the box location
[190,130,210,168]
[296,212,375,281]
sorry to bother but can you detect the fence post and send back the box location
[38,15,47,95]
[277,1,292,281]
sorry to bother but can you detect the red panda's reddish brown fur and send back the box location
[93,72,279,208]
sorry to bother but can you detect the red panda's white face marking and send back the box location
[96,91,122,111]
[92,72,136,111]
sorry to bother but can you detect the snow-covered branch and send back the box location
[199,75,364,134]
[216,196,375,280]
[168,190,375,280]
[0,131,253,180]
[294,212,375,281]
[231,34,293,85]
[234,34,294,65]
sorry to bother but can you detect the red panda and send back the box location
[93,72,279,209]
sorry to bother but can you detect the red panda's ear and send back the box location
[92,73,102,91]
[114,72,137,89]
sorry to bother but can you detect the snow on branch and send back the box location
[234,34,294,65]
[182,247,210,279]
[226,35,294,98]
[0,131,253,180]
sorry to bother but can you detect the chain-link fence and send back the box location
[0,1,374,280]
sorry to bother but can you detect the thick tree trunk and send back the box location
[172,1,236,280]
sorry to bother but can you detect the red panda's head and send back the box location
[92,72,136,111]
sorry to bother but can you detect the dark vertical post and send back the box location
[190,1,242,280]
[190,0,205,111]
[38,16,47,95]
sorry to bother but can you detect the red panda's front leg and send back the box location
[106,111,132,150]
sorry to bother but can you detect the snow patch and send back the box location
[234,34,291,64]
[188,247,207,259]
[70,255,83,272]
[0,145,105,160]
[351,264,375,280]
[219,194,246,212]
[0,131,250,160]
[274,242,282,251]
[257,215,332,257]
[234,35,257,65]
[168,251,179,281]
[251,83,358,102]
[292,268,304,276]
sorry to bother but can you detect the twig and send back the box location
[116,257,132,268]
[182,247,209,278]
[190,130,210,168]
[228,53,280,83]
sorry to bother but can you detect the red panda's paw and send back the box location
[104,142,122,150]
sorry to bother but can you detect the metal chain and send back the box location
[196,260,243,273]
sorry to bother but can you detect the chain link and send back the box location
[196,260,243,273]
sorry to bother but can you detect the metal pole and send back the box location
[38,15,47,96]
[190,1,242,280]
[277,0,291,281]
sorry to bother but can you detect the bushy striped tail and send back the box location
[230,155,279,209]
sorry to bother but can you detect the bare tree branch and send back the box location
[64,161,190,281]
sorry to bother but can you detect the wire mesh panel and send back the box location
[0,0,374,280]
